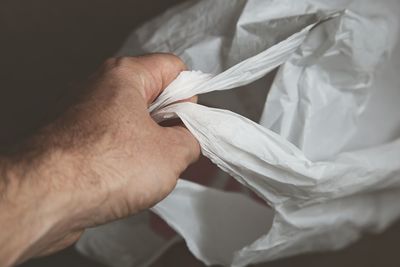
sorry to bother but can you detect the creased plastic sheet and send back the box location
[77,0,400,266]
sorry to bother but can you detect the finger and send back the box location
[176,95,198,104]
[159,96,200,168]
[159,95,198,128]
[106,53,186,107]
[189,95,198,103]
[134,53,186,106]
[163,124,201,172]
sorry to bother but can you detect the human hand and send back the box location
[0,53,200,266]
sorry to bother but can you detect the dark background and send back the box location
[0,0,399,266]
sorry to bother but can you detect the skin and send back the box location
[0,53,200,266]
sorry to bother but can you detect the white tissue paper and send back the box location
[77,0,400,266]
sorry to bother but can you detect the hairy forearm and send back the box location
[0,123,120,266]
[0,102,114,266]
[0,149,79,266]
[0,157,41,266]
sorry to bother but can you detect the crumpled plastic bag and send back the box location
[77,0,400,266]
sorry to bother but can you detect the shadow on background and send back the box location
[1,0,399,266]
[0,0,184,151]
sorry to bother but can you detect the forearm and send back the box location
[0,151,78,266]
[0,127,117,266]
[0,157,40,266]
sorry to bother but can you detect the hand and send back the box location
[0,53,200,266]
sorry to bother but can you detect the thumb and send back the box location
[162,124,200,173]
[129,53,187,106]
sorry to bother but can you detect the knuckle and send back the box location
[102,57,135,80]
[102,57,118,68]
[157,53,186,70]
[170,54,186,68]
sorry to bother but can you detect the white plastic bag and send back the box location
[77,0,400,266]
